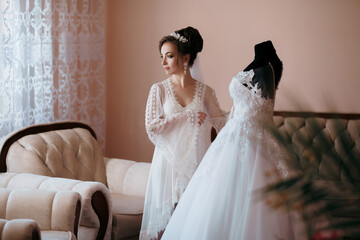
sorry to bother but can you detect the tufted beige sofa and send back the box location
[0,188,81,240]
[0,122,150,240]
[273,111,360,181]
[273,111,360,238]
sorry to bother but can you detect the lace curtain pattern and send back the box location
[0,0,105,146]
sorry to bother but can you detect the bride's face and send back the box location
[160,42,183,75]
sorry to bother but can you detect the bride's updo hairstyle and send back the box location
[159,26,203,67]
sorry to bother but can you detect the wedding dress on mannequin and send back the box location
[162,63,295,240]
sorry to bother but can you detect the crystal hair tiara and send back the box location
[169,32,188,43]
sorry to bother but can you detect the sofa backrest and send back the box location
[273,112,360,182]
[0,122,107,185]
[104,157,150,198]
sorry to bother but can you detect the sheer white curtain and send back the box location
[0,0,105,146]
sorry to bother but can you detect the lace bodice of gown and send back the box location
[226,63,290,179]
[229,64,275,124]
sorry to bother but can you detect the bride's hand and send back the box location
[198,112,207,126]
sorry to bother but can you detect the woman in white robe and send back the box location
[139,26,227,240]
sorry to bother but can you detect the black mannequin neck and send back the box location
[243,57,269,72]
[243,40,282,89]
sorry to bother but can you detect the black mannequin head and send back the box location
[244,40,283,89]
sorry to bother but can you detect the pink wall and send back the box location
[105,0,360,162]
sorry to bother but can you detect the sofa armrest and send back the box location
[0,188,81,237]
[104,158,151,198]
[0,219,41,240]
[0,172,112,240]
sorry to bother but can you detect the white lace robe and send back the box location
[140,78,226,240]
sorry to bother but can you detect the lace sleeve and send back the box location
[145,84,198,143]
[204,86,227,133]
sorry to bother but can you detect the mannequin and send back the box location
[243,40,283,99]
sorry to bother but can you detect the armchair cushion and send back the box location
[41,231,76,240]
[111,193,144,215]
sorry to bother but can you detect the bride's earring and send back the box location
[183,62,188,75]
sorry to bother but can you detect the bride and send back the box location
[162,41,296,240]
[140,26,227,240]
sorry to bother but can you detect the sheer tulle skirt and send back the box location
[162,118,295,240]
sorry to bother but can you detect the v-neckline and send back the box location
[167,78,199,108]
